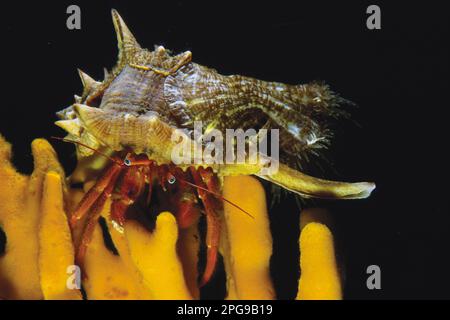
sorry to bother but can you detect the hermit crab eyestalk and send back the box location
[124,158,132,166]
[167,174,177,185]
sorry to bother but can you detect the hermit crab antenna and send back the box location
[171,175,255,219]
[51,136,121,165]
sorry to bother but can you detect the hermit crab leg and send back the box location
[167,168,201,229]
[76,165,122,272]
[143,165,154,207]
[173,186,201,229]
[190,168,222,286]
[70,160,123,227]
[110,165,147,232]
[198,167,221,194]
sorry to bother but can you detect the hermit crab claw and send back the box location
[258,163,375,200]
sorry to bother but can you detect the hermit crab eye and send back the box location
[167,175,176,184]
[123,158,132,166]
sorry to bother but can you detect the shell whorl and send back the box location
[164,62,349,164]
[74,104,177,163]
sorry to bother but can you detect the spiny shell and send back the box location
[55,9,375,200]
[57,9,347,166]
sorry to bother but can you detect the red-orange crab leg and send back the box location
[108,154,154,229]
[75,154,153,269]
[198,167,221,194]
[110,165,147,230]
[157,165,172,191]
[143,164,154,206]
[174,187,201,229]
[70,159,122,227]
[167,168,201,229]
[189,167,222,286]
[76,166,122,273]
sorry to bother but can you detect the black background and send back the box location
[0,0,448,299]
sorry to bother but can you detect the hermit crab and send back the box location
[55,9,375,286]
